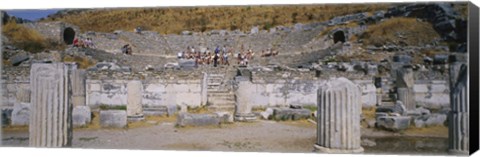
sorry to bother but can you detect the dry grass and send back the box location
[1,125,29,132]
[188,106,211,114]
[2,21,47,52]
[279,119,316,128]
[359,17,440,47]
[43,4,390,34]
[63,55,97,69]
[2,21,66,53]
[452,3,468,19]
[403,125,448,137]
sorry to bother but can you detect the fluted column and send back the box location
[315,77,363,153]
[448,61,469,154]
[396,65,415,110]
[29,63,74,147]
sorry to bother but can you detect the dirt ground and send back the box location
[1,118,449,155]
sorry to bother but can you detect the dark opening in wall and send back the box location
[63,27,75,45]
[333,31,346,43]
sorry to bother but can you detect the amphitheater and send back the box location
[0,3,471,155]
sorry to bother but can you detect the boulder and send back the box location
[215,112,234,123]
[376,116,410,131]
[176,113,220,127]
[9,52,30,66]
[273,108,311,121]
[72,106,91,127]
[393,101,407,115]
[260,108,274,120]
[11,103,30,126]
[100,110,127,128]
[413,113,447,128]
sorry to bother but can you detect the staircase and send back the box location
[206,73,236,112]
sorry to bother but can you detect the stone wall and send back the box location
[23,22,80,44]
[85,79,204,108]
[413,80,450,109]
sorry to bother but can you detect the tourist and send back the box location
[73,38,79,47]
[122,44,132,55]
[85,38,94,48]
[223,51,229,65]
[213,52,219,67]
[177,51,184,59]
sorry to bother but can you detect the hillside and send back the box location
[42,4,391,34]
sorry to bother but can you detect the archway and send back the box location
[333,31,346,44]
[63,27,75,45]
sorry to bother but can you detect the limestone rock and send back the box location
[100,110,127,128]
[176,113,220,127]
[11,103,30,126]
[376,116,410,131]
[72,106,91,127]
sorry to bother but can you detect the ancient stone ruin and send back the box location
[315,77,363,153]
[0,2,474,154]
[448,54,469,154]
[29,63,74,147]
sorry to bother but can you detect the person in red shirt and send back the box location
[73,38,79,47]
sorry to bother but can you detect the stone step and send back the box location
[208,74,225,77]
[208,92,234,96]
[207,82,222,86]
[207,89,231,93]
[208,99,235,105]
[207,105,235,112]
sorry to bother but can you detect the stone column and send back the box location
[71,69,86,107]
[29,63,74,147]
[127,80,144,121]
[70,69,91,127]
[374,77,382,106]
[396,65,415,110]
[448,60,469,154]
[201,72,208,106]
[315,77,363,153]
[234,76,256,121]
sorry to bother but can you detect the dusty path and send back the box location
[1,120,448,155]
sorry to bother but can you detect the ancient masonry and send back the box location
[396,65,415,111]
[315,77,363,153]
[29,63,74,147]
[127,80,144,121]
[234,76,257,121]
[448,57,469,154]
[71,69,91,127]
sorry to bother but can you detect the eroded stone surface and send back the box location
[315,77,362,152]
[100,110,127,128]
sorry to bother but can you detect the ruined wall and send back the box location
[23,22,80,44]
[85,79,203,108]
[413,80,450,109]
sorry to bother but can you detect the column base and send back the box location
[234,113,257,122]
[313,144,364,154]
[127,114,145,122]
[448,149,468,155]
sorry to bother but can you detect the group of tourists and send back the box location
[177,45,280,67]
[73,37,95,48]
[178,46,230,67]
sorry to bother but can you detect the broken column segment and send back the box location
[395,65,415,110]
[315,77,363,153]
[127,80,144,122]
[234,76,256,122]
[448,55,469,154]
[70,69,91,127]
[29,63,74,147]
